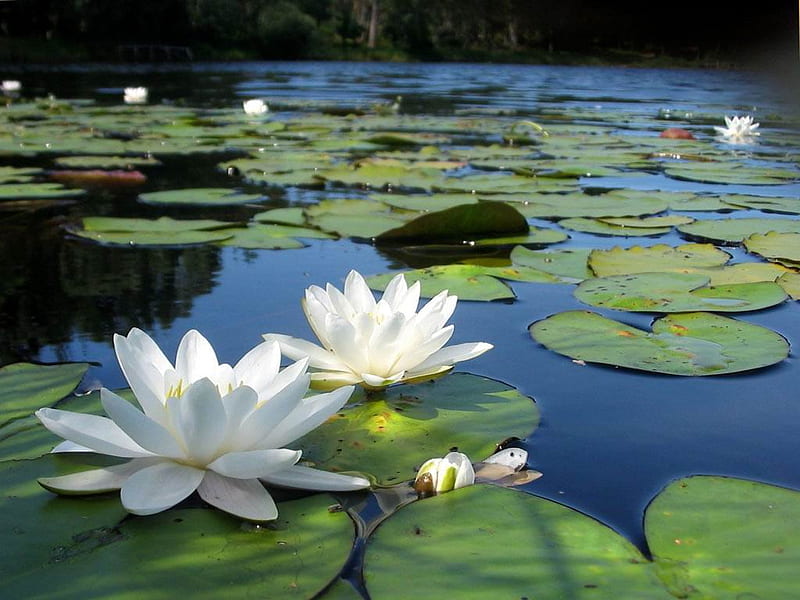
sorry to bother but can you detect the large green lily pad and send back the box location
[72,216,236,246]
[509,191,668,218]
[558,217,672,237]
[530,310,789,375]
[365,485,668,599]
[646,476,800,599]
[138,188,265,206]
[574,272,787,312]
[677,218,800,244]
[0,182,86,199]
[217,224,334,249]
[509,246,594,280]
[718,193,800,214]
[1,455,353,600]
[298,374,539,486]
[664,161,798,185]
[588,244,731,277]
[743,231,800,267]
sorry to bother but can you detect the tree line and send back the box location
[1,0,794,65]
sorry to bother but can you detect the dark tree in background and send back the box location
[0,0,796,66]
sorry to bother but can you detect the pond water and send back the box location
[3,60,800,560]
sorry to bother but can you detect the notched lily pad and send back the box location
[743,231,800,267]
[589,244,731,277]
[678,218,800,244]
[530,310,789,375]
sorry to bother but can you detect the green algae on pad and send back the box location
[575,272,787,313]
[138,187,265,206]
[297,374,538,486]
[678,218,800,244]
[530,311,789,375]
[365,485,668,600]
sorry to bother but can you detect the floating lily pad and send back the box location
[253,207,307,226]
[365,485,666,599]
[53,155,162,169]
[678,218,800,244]
[589,244,731,277]
[602,189,737,212]
[371,192,479,212]
[718,193,800,215]
[72,216,235,246]
[743,231,800,267]
[646,476,800,599]
[0,166,39,183]
[665,161,798,185]
[559,217,672,237]
[575,272,787,312]
[778,271,800,300]
[305,198,412,239]
[530,310,789,375]
[367,265,518,301]
[217,223,334,249]
[80,216,233,233]
[0,182,86,199]
[298,374,539,486]
[138,188,265,206]
[510,192,668,219]
[601,215,695,228]
[1,455,353,600]
[509,246,594,280]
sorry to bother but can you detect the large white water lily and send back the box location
[713,114,760,143]
[123,86,148,104]
[2,80,21,93]
[413,451,475,497]
[264,270,493,390]
[35,329,370,521]
[243,98,268,115]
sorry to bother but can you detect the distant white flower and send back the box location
[124,86,148,104]
[243,98,268,115]
[2,80,21,93]
[264,270,493,390]
[413,451,475,496]
[713,114,760,143]
[36,328,369,521]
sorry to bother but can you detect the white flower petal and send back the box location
[36,407,153,458]
[259,385,353,448]
[113,332,170,418]
[197,471,277,521]
[361,371,405,389]
[208,449,301,479]
[175,330,221,385]
[38,458,159,495]
[309,371,363,390]
[123,328,173,373]
[261,464,370,491]
[232,340,281,396]
[344,270,377,313]
[121,461,204,515]
[380,272,409,309]
[167,378,228,465]
[101,389,184,459]
[52,440,93,453]
[238,374,310,448]
[408,341,493,375]
[444,451,476,489]
[302,294,334,347]
[325,315,369,374]
[263,334,346,371]
[258,357,309,406]
[221,384,259,439]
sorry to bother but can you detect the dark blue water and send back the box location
[5,61,800,551]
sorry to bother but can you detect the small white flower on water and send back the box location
[124,86,148,104]
[264,270,493,390]
[2,80,21,93]
[413,451,475,497]
[36,328,370,521]
[713,114,760,143]
[243,98,268,115]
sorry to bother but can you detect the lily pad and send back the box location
[664,161,798,185]
[138,188,265,206]
[574,272,787,312]
[298,374,539,486]
[529,310,789,375]
[305,198,412,239]
[367,265,517,301]
[80,216,233,233]
[53,155,162,169]
[71,229,234,247]
[678,218,800,244]
[588,244,731,277]
[1,456,354,600]
[718,193,800,215]
[365,485,667,599]
[743,231,800,266]
[217,224,334,249]
[0,182,86,199]
[510,192,668,219]
[559,217,672,237]
[646,476,800,599]
[253,207,307,226]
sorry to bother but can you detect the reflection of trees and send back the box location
[0,217,221,364]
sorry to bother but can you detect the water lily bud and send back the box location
[413,451,475,497]
[243,98,268,115]
[124,87,148,104]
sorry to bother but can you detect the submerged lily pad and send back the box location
[678,218,800,244]
[298,374,539,486]
[365,485,666,599]
[138,188,265,206]
[530,310,789,375]
[646,476,800,599]
[575,272,787,312]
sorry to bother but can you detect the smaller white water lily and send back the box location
[264,270,493,390]
[35,328,370,521]
[124,86,148,104]
[413,451,475,497]
[2,80,21,93]
[713,114,760,143]
[243,98,268,115]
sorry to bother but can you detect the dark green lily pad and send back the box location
[298,374,539,486]
[530,310,789,375]
[743,231,800,266]
[365,485,667,599]
[0,166,39,183]
[376,201,528,243]
[0,182,86,199]
[138,188,265,206]
[589,244,731,277]
[0,362,89,430]
[678,218,800,244]
[575,272,787,312]
[646,476,800,599]
[1,456,353,599]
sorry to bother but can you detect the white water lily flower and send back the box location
[713,114,760,143]
[243,98,268,115]
[36,328,370,521]
[264,270,493,390]
[123,86,148,104]
[413,451,475,497]
[2,80,21,93]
